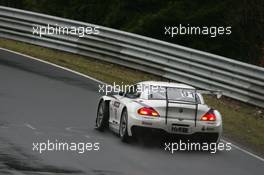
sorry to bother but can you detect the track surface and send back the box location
[0,49,263,175]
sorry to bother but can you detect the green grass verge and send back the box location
[0,38,263,156]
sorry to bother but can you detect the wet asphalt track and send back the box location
[0,48,263,175]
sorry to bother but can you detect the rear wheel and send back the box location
[95,100,109,131]
[119,109,130,142]
[205,133,220,144]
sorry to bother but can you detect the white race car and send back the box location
[95,81,222,143]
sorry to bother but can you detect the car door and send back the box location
[110,84,140,130]
[109,94,124,130]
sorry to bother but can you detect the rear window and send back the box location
[125,84,141,98]
[148,86,200,103]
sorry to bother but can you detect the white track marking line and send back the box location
[65,127,72,131]
[0,48,105,85]
[222,139,264,162]
[65,126,83,133]
[24,123,36,130]
[0,126,8,129]
[84,135,90,139]
[1,47,263,161]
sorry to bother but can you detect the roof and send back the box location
[137,81,195,89]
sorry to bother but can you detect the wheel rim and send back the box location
[120,111,127,137]
[96,102,104,127]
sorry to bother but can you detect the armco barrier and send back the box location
[0,6,263,107]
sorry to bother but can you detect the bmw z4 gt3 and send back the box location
[95,81,222,143]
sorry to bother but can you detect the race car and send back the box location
[95,81,222,143]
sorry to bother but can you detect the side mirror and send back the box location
[118,91,124,96]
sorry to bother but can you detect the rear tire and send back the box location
[95,100,109,131]
[206,134,220,144]
[119,109,130,142]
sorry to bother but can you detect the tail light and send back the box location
[138,107,159,117]
[201,109,216,121]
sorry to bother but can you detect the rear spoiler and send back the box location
[196,89,223,99]
[164,88,222,127]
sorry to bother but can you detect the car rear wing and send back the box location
[164,87,222,127]
[196,89,223,99]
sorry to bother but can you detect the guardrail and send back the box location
[0,6,263,107]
